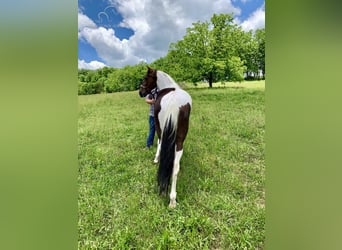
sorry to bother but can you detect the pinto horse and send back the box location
[139,67,192,208]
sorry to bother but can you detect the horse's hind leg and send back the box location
[153,139,161,163]
[169,149,183,208]
[169,104,190,208]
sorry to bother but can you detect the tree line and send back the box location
[78,13,265,95]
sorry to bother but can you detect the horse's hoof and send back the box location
[169,201,176,208]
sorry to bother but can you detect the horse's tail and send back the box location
[157,115,176,195]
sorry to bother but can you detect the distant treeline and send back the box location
[78,13,265,95]
[78,63,147,95]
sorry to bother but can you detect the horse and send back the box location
[139,67,192,208]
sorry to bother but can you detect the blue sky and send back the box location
[78,0,265,69]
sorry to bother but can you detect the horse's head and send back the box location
[139,67,157,97]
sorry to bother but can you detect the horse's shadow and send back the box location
[166,149,208,206]
[144,148,205,207]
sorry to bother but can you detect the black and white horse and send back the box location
[139,67,192,208]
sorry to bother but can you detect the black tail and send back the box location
[157,116,176,195]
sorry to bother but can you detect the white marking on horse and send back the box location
[169,149,183,208]
[158,89,192,135]
[154,139,161,164]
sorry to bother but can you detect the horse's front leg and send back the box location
[169,150,183,208]
[153,139,161,163]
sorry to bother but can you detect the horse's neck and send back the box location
[156,71,180,90]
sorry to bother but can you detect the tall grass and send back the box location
[78,82,265,249]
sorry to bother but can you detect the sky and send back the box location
[78,0,265,70]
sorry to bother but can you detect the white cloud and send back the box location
[78,59,107,70]
[240,4,265,32]
[78,0,253,68]
[78,12,97,39]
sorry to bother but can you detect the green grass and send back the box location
[78,82,265,249]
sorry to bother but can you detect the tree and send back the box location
[164,13,255,87]
[230,30,258,79]
[152,50,185,83]
[254,28,265,78]
[170,21,212,85]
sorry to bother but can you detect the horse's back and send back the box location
[162,88,191,107]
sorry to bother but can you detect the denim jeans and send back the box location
[146,115,155,148]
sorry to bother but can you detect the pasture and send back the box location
[78,81,265,249]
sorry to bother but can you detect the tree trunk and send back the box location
[208,72,213,88]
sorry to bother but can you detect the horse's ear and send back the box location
[147,66,156,75]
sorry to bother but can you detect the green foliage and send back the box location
[78,81,103,95]
[254,28,265,77]
[227,56,247,82]
[78,84,265,249]
[104,63,147,92]
[78,62,148,94]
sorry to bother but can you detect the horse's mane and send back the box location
[156,71,180,90]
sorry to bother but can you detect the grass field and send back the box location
[78,81,265,249]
